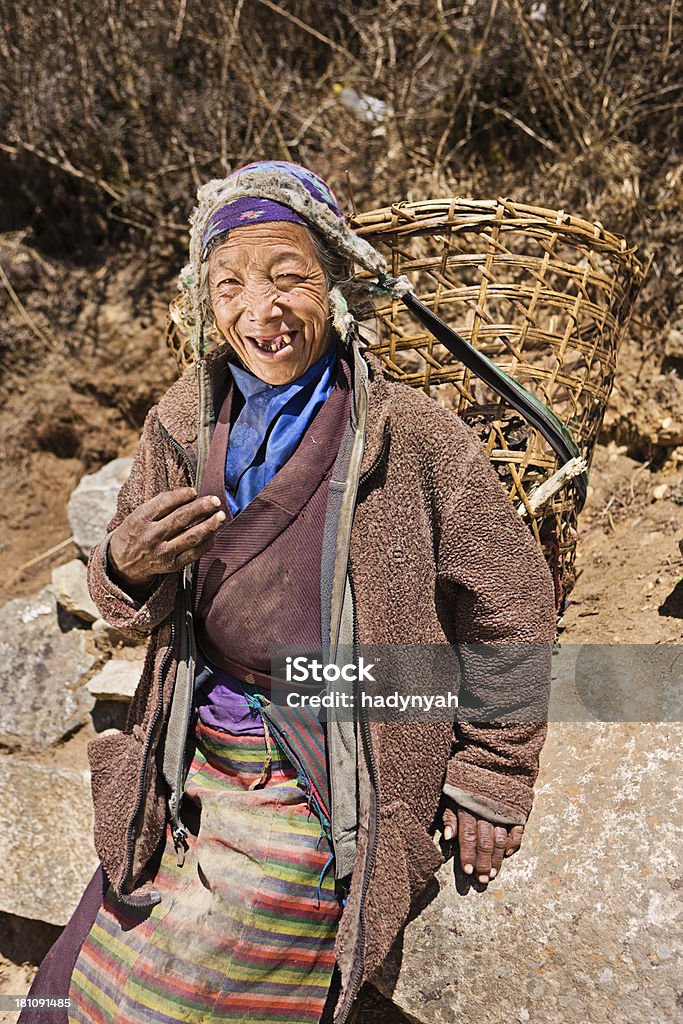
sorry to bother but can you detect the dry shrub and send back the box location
[1,3,679,230]
[0,0,680,425]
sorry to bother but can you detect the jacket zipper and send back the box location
[117,615,176,906]
[160,367,205,866]
[168,580,191,866]
[338,557,380,1024]
[357,419,390,491]
[118,411,200,901]
[159,421,197,485]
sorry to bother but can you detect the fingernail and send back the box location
[211,496,221,506]
[444,826,453,841]
[463,864,474,874]
[478,874,489,884]
[216,511,226,522]
[489,868,497,877]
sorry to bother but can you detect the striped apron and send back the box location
[68,718,341,1024]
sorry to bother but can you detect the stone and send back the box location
[67,456,133,556]
[0,756,98,926]
[372,680,683,1022]
[664,327,683,359]
[87,658,144,701]
[50,558,100,622]
[0,589,96,749]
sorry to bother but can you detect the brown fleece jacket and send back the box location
[86,341,555,1011]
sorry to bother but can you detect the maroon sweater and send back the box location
[194,350,352,675]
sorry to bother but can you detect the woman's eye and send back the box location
[274,274,306,290]
[214,278,242,298]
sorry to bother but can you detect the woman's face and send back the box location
[207,221,331,385]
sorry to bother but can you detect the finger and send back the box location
[442,805,458,842]
[155,495,224,540]
[160,511,226,566]
[474,819,494,883]
[174,533,219,568]
[505,825,525,858]
[143,487,199,521]
[457,809,478,875]
[490,826,509,878]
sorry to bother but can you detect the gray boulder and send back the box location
[67,457,133,557]
[0,589,96,749]
[50,558,100,622]
[0,757,98,926]
[373,718,683,1024]
[87,658,144,701]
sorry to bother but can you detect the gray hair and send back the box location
[197,226,352,332]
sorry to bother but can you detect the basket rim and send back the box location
[349,195,643,267]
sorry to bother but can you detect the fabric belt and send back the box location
[212,652,325,697]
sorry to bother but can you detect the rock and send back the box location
[652,483,668,501]
[50,558,100,622]
[67,457,133,557]
[664,327,683,359]
[0,757,98,926]
[372,719,682,1021]
[87,658,144,701]
[0,589,96,749]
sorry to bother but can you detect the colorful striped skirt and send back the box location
[67,717,342,1024]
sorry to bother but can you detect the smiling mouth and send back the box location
[248,332,296,353]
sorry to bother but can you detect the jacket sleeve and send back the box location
[86,405,180,640]
[435,439,557,826]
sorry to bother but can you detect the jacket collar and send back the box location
[157,331,392,478]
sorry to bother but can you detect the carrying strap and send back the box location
[365,274,588,511]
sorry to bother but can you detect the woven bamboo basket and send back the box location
[165,196,645,610]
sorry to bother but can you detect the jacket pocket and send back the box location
[87,728,165,896]
[362,799,446,982]
[393,800,445,899]
[377,799,445,903]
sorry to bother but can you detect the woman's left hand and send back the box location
[441,796,524,884]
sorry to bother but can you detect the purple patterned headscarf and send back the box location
[200,160,346,262]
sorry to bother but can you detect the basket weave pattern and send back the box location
[350,197,644,604]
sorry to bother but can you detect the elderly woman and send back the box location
[22,161,555,1024]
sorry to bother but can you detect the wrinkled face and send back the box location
[207,221,331,385]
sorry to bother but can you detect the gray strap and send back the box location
[327,572,359,879]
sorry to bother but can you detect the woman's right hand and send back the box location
[107,487,226,596]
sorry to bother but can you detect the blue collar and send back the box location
[225,342,339,515]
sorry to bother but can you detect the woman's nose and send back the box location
[244,281,283,324]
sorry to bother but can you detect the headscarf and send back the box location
[200,161,346,261]
[179,159,389,356]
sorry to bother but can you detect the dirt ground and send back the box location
[0,251,680,1018]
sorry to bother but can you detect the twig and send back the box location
[662,0,677,66]
[344,170,358,216]
[3,139,124,203]
[629,459,651,502]
[517,456,587,516]
[6,536,76,586]
[172,0,188,46]
[0,263,56,350]
[252,0,361,66]
[481,103,560,153]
